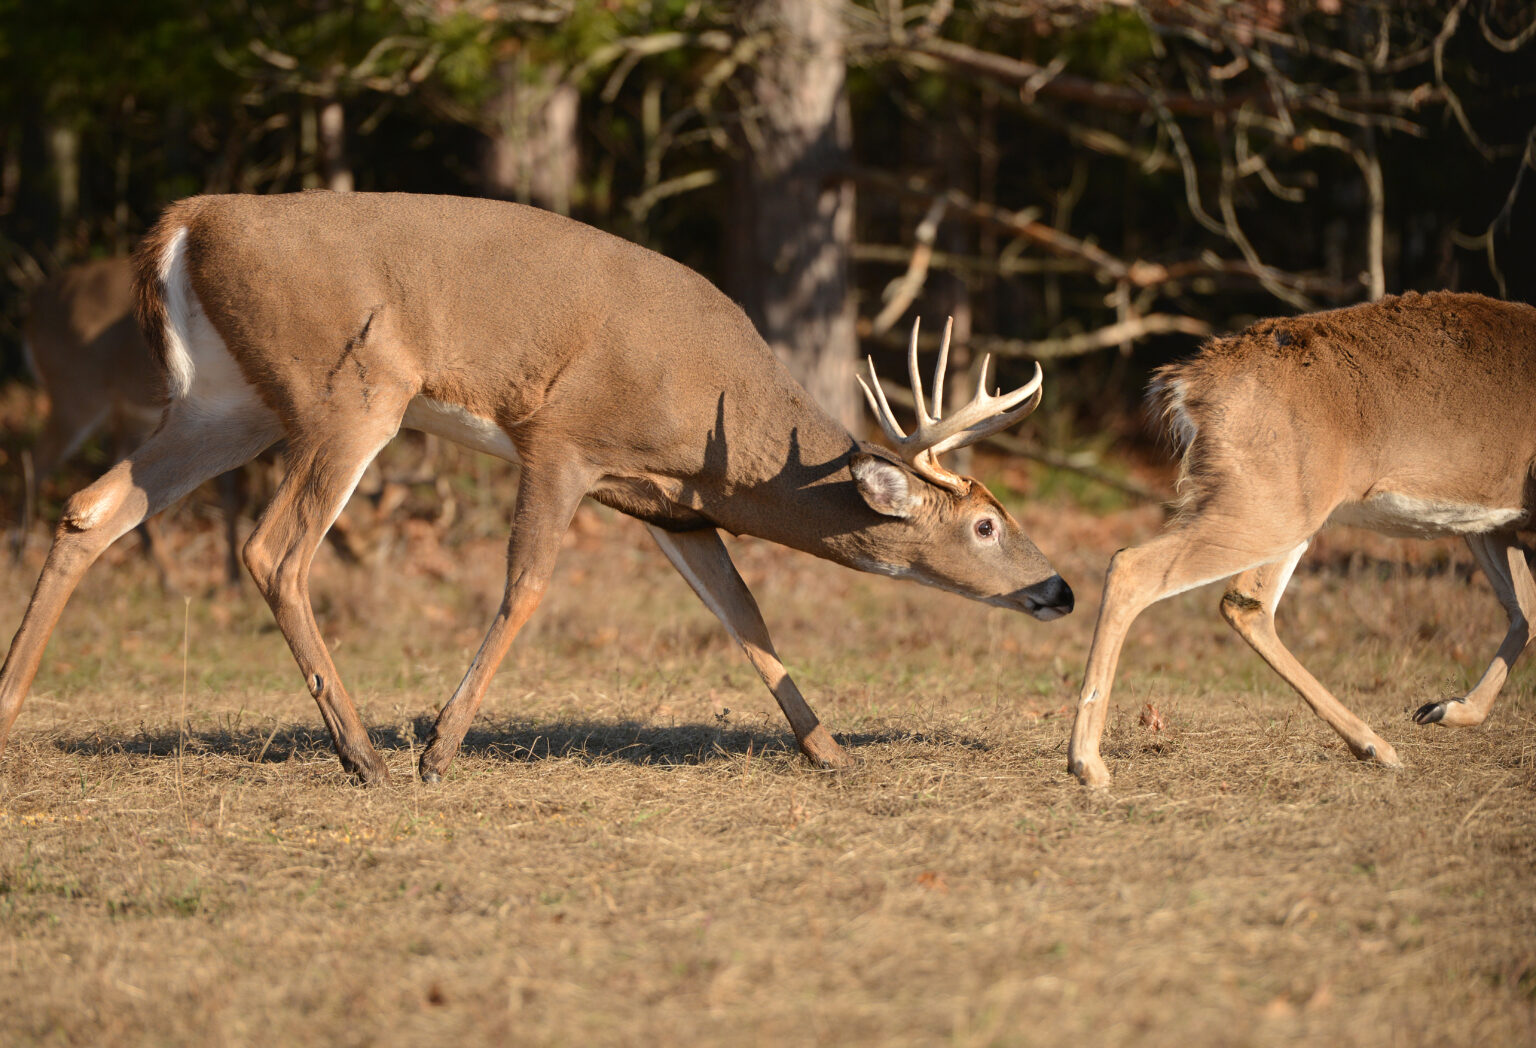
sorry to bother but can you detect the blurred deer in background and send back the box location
[0,191,1071,785]
[19,258,225,582]
[19,258,407,585]
[1068,292,1536,787]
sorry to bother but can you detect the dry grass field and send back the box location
[0,431,1533,1046]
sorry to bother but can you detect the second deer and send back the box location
[0,191,1072,785]
[1068,291,1536,787]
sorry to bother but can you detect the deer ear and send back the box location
[851,453,921,519]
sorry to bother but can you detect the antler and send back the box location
[857,316,1044,494]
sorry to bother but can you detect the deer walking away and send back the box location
[1068,291,1536,787]
[0,190,1071,785]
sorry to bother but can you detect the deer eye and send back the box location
[975,517,996,540]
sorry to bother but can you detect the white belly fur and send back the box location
[402,398,521,463]
[1328,491,1525,538]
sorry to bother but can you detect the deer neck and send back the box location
[687,408,895,568]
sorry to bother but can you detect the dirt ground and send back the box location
[0,438,1533,1047]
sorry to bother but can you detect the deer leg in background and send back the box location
[1220,544,1401,766]
[215,469,245,588]
[1069,523,1310,787]
[241,414,410,786]
[132,515,180,593]
[647,525,850,769]
[14,406,104,559]
[418,455,593,783]
[1415,532,1536,728]
[0,408,280,754]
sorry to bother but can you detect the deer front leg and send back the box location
[1069,527,1301,787]
[1220,545,1400,768]
[646,526,850,769]
[418,459,592,783]
[1415,532,1536,728]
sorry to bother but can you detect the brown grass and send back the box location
[1,436,1534,1047]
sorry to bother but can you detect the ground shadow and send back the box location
[51,717,989,770]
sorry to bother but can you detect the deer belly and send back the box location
[402,397,520,462]
[1327,492,1525,538]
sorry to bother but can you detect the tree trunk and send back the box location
[482,59,578,215]
[47,120,80,258]
[732,0,858,430]
[318,99,354,193]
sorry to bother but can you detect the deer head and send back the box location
[848,317,1070,621]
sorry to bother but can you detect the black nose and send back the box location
[1027,574,1074,614]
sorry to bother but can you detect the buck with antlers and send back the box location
[0,191,1071,785]
[1068,290,1536,787]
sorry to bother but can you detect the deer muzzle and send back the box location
[1016,574,1074,621]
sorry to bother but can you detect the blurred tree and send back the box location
[731,0,859,429]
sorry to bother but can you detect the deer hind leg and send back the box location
[647,525,850,769]
[418,457,592,783]
[1415,532,1536,728]
[0,406,279,756]
[1068,525,1312,787]
[1220,545,1401,768]
[241,419,408,785]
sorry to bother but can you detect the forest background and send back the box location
[1,0,1534,461]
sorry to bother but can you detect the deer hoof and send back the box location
[1070,756,1112,789]
[1413,698,1459,725]
[350,758,393,787]
[417,755,447,783]
[799,725,852,770]
[1413,697,1484,728]
[1353,739,1402,769]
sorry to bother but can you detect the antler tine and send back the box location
[930,316,953,421]
[906,316,933,425]
[857,357,910,443]
[927,359,1044,458]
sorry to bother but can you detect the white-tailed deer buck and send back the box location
[0,191,1072,785]
[1068,291,1536,788]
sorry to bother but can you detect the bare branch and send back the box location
[844,167,1141,285]
[866,314,1211,361]
[625,169,720,223]
[870,197,947,335]
[1480,5,1536,52]
[968,315,1212,360]
[1434,0,1497,162]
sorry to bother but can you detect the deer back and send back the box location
[1153,291,1536,534]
